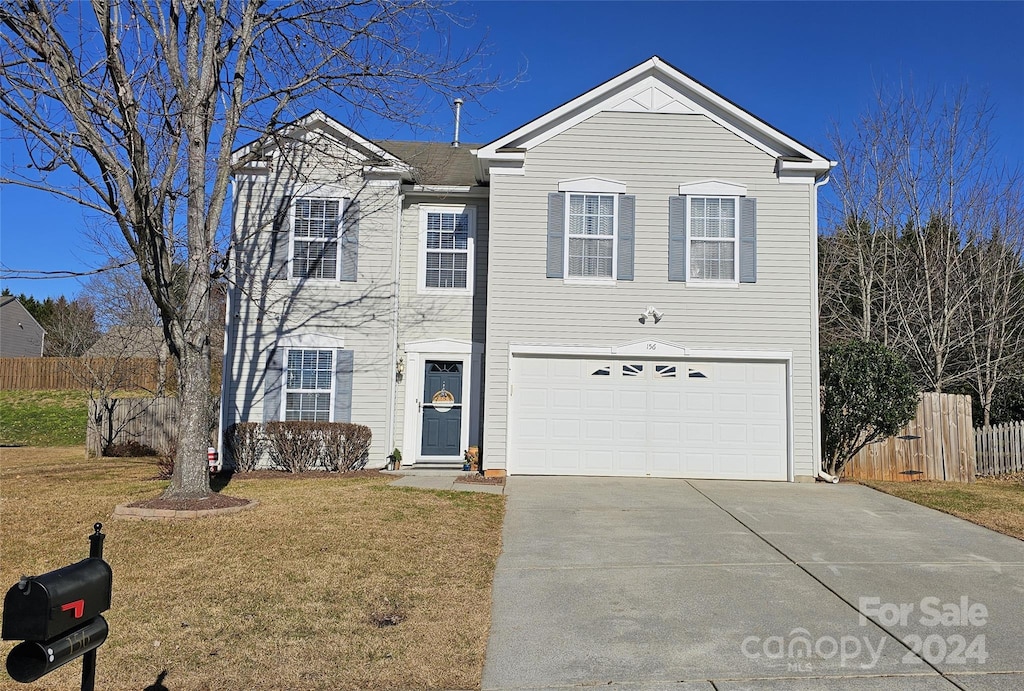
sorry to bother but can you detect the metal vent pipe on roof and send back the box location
[451,98,463,148]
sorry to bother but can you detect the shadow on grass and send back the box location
[142,670,169,691]
[211,471,234,492]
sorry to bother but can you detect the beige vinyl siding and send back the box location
[391,195,489,453]
[483,111,818,477]
[224,148,401,464]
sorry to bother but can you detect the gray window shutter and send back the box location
[269,195,292,281]
[617,195,636,281]
[340,199,358,282]
[263,347,285,422]
[739,197,757,283]
[668,196,688,282]
[334,349,354,423]
[546,192,565,278]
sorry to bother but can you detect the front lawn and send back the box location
[861,476,1024,540]
[0,448,505,690]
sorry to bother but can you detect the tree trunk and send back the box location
[164,340,212,499]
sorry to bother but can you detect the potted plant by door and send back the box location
[387,448,402,471]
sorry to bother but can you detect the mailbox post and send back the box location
[2,524,112,690]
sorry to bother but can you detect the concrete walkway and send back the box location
[385,469,506,494]
[483,477,1024,690]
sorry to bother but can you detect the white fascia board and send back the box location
[558,177,627,194]
[402,184,490,198]
[776,159,836,184]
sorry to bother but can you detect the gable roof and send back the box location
[85,325,167,359]
[231,110,411,175]
[474,56,834,180]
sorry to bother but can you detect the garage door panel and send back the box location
[717,393,748,414]
[618,450,646,473]
[686,392,714,411]
[719,423,748,444]
[510,356,788,480]
[552,388,582,410]
[619,390,647,411]
[685,422,714,442]
[550,418,581,441]
[651,421,681,443]
[751,393,782,414]
[752,424,783,445]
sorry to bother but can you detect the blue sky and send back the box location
[2,1,1022,299]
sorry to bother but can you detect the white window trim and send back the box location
[288,184,348,283]
[282,347,336,422]
[564,191,618,284]
[685,194,740,285]
[417,204,476,296]
[558,176,627,194]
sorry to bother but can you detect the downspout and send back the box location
[217,177,236,464]
[385,183,404,462]
[812,167,839,484]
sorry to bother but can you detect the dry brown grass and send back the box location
[861,477,1024,540]
[0,448,505,690]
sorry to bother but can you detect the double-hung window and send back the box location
[670,180,756,285]
[292,198,341,279]
[688,196,737,282]
[547,178,634,282]
[284,348,334,421]
[419,205,475,294]
[566,193,616,279]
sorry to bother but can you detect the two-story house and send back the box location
[221,56,835,481]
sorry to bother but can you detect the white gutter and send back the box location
[384,184,404,464]
[811,167,839,484]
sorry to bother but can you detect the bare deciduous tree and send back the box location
[1,0,495,498]
[823,81,1022,404]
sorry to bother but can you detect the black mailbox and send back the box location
[5,616,108,683]
[2,557,112,642]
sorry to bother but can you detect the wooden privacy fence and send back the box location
[843,393,975,482]
[975,422,1024,476]
[0,357,161,391]
[86,397,179,457]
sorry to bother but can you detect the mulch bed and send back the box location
[127,494,252,511]
[225,469,386,481]
[455,474,505,486]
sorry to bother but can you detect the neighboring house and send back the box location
[85,326,168,360]
[222,56,835,481]
[0,296,45,357]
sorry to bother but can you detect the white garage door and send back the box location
[510,356,788,480]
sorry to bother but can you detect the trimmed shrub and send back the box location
[263,421,372,473]
[821,340,919,476]
[226,422,266,472]
[103,440,158,457]
[156,438,176,479]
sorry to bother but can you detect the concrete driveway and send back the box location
[482,478,1024,690]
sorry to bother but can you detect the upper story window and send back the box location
[292,198,341,279]
[567,193,616,279]
[547,178,635,282]
[285,348,334,421]
[419,205,476,294]
[670,180,756,285]
[688,197,737,282]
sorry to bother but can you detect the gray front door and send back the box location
[421,360,463,456]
